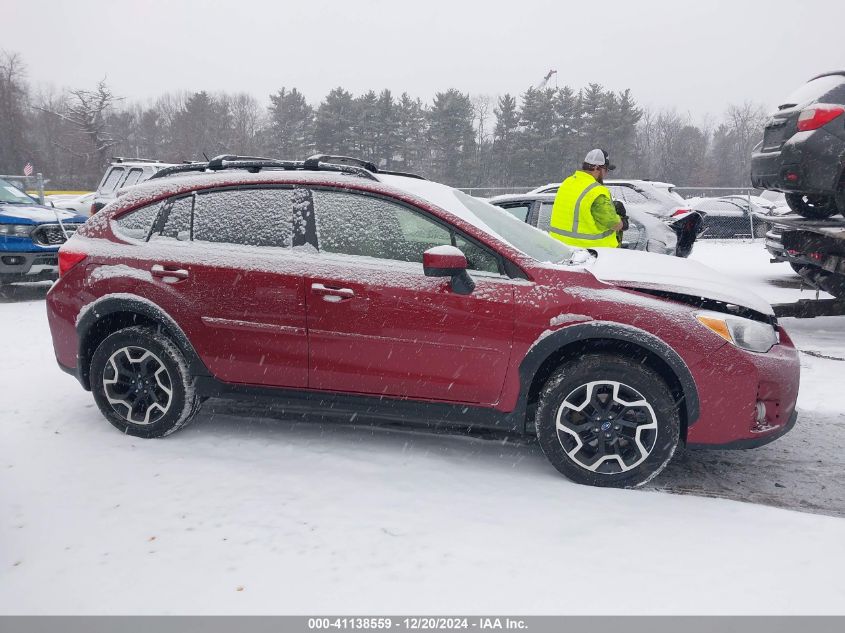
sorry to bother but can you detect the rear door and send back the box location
[140,186,309,388]
[301,188,516,405]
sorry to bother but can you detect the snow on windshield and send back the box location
[379,175,574,263]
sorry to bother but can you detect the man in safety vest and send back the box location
[548,149,625,248]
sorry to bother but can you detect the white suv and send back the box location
[91,159,178,214]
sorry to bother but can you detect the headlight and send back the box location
[0,224,34,237]
[696,311,778,353]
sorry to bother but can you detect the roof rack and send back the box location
[149,154,428,182]
[111,156,168,164]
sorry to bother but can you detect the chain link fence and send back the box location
[673,186,771,240]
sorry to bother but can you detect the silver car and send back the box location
[488,191,703,257]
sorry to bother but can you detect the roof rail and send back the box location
[111,156,167,164]
[149,155,380,182]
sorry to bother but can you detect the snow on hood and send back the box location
[0,204,87,224]
[587,248,774,316]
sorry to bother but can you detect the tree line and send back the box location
[1,51,766,191]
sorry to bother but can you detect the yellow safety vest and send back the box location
[548,171,619,248]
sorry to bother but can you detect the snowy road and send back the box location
[1,241,844,614]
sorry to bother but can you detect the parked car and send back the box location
[91,158,179,214]
[47,192,96,215]
[0,178,87,285]
[48,155,799,488]
[687,196,771,238]
[488,192,701,257]
[518,179,704,256]
[751,71,845,219]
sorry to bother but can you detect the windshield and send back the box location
[0,179,37,205]
[452,190,574,263]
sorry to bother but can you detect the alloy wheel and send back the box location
[102,346,173,425]
[555,380,658,474]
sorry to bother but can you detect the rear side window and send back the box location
[156,197,193,241]
[122,168,144,188]
[538,202,554,232]
[99,168,125,193]
[193,189,293,247]
[113,202,162,240]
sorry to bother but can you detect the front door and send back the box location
[302,188,515,405]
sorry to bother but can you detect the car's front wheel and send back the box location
[90,326,201,438]
[535,354,680,488]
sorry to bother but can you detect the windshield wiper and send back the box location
[777,103,798,110]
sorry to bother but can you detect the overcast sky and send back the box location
[5,0,845,121]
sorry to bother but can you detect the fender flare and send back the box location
[76,293,210,390]
[518,320,700,426]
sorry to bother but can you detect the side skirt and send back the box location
[194,376,525,435]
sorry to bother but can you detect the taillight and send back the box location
[796,104,844,132]
[671,208,691,217]
[58,248,87,277]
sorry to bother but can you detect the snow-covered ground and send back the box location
[1,240,844,615]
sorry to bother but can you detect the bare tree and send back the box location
[37,78,124,174]
[0,51,29,173]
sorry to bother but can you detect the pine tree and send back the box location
[427,89,476,185]
[314,87,356,155]
[492,93,520,186]
[267,87,313,159]
[395,93,427,173]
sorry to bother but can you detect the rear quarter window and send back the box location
[113,202,162,240]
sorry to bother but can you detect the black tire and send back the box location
[90,325,201,438]
[785,193,839,219]
[535,354,680,488]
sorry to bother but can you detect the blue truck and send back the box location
[0,178,87,285]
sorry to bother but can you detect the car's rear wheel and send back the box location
[90,326,200,438]
[535,354,680,488]
[785,193,839,219]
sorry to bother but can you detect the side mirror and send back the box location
[423,245,475,295]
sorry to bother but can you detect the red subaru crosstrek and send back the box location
[47,155,801,487]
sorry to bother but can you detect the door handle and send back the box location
[151,264,189,282]
[311,282,355,299]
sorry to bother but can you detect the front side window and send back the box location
[311,189,502,273]
[312,190,451,263]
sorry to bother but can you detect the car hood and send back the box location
[0,204,87,224]
[585,248,774,316]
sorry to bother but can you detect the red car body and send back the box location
[47,168,799,454]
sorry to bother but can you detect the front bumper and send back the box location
[685,329,801,448]
[0,251,59,282]
[687,408,797,449]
